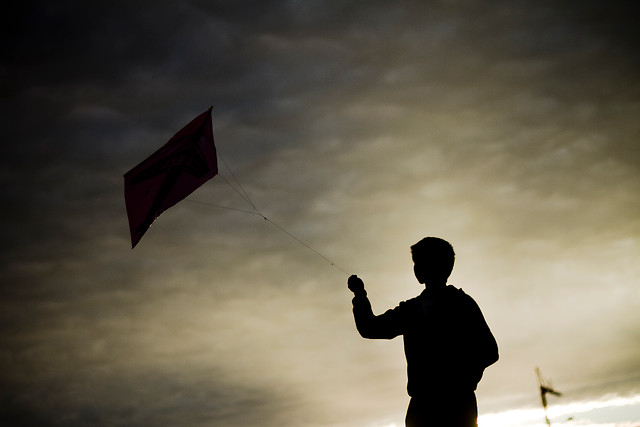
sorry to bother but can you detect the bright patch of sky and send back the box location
[479,395,640,427]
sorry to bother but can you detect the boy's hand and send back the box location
[348,275,366,297]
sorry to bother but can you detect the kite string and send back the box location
[189,192,393,303]
[217,152,260,213]
[185,199,263,216]
[190,172,395,304]
[212,151,351,277]
[218,175,256,209]
[261,216,350,276]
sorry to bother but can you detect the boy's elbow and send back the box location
[356,323,376,339]
[491,351,499,365]
[352,308,399,340]
[356,322,396,340]
[488,345,499,366]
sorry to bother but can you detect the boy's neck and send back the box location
[425,280,447,289]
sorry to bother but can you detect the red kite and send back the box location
[124,107,217,248]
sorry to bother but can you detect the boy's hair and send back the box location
[411,237,455,280]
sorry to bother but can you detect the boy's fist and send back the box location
[348,275,366,296]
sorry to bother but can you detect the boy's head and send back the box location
[411,237,455,284]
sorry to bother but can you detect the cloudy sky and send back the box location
[2,1,639,426]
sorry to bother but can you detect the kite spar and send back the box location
[124,107,217,248]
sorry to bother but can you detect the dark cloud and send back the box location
[0,365,290,426]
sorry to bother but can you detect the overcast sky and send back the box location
[2,1,639,426]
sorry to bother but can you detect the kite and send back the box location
[124,107,217,248]
[536,367,562,426]
[122,107,346,275]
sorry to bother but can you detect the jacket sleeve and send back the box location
[352,294,405,340]
[444,294,499,389]
[466,296,499,371]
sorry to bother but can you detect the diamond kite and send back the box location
[124,107,217,248]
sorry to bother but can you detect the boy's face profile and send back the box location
[413,257,436,284]
[413,261,427,284]
[412,255,449,285]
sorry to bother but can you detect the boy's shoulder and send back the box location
[396,285,475,312]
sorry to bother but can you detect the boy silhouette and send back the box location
[348,237,498,427]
